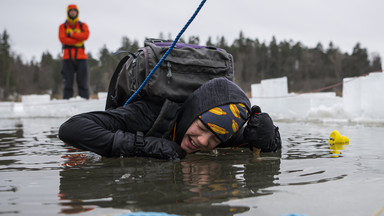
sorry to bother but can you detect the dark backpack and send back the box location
[105,39,234,110]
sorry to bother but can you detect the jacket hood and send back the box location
[175,77,251,143]
[67,4,79,23]
[67,4,78,10]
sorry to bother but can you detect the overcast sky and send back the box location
[1,0,383,63]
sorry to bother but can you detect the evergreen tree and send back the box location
[187,35,200,44]
[268,36,280,78]
[371,54,382,72]
[40,52,58,94]
[0,30,11,99]
[205,36,214,47]
[0,30,382,101]
[119,36,139,53]
[342,43,370,78]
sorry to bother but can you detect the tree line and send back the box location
[0,30,382,101]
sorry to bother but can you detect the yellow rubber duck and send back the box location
[328,130,349,157]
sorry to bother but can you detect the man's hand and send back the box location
[244,106,281,152]
[142,136,186,160]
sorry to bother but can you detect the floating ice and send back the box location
[343,72,384,119]
[250,72,384,123]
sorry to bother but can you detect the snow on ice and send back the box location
[0,72,383,123]
[250,72,384,123]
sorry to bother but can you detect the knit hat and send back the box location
[199,103,249,142]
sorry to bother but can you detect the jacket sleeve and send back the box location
[71,22,90,42]
[58,100,162,157]
[59,24,78,45]
[112,132,185,159]
[58,22,89,45]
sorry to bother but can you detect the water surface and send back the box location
[1,118,384,216]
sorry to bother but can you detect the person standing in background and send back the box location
[59,4,90,99]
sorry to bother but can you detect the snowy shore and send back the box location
[0,93,107,119]
[1,72,383,124]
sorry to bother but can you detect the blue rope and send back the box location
[123,0,207,106]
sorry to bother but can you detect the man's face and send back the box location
[68,9,78,19]
[181,119,221,153]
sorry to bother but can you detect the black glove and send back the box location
[244,106,282,152]
[112,131,185,160]
[140,136,186,160]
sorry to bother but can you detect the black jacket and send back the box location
[59,78,280,158]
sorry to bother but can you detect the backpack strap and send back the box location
[64,20,83,31]
[78,21,83,30]
[105,54,132,110]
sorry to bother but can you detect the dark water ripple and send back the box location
[1,119,383,216]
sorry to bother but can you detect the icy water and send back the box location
[1,118,384,216]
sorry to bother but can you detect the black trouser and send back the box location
[61,59,89,99]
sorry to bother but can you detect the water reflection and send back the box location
[0,119,65,172]
[59,150,281,215]
[284,131,350,159]
[278,129,351,186]
[3,120,379,216]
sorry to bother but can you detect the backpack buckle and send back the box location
[135,131,144,149]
